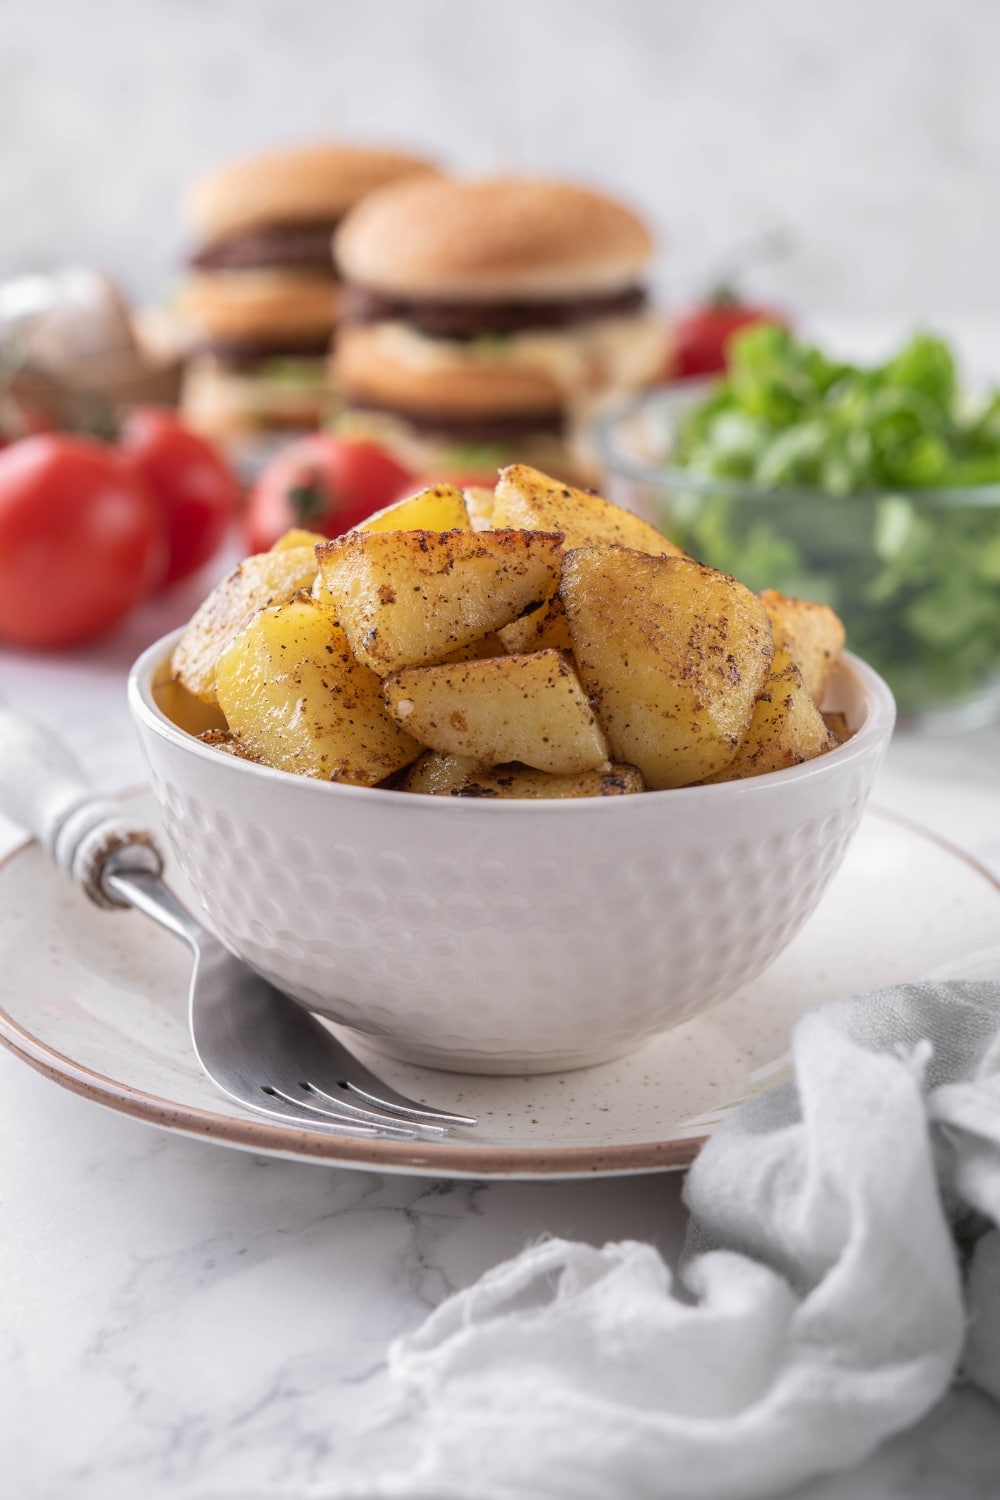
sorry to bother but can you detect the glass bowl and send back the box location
[596,384,1000,730]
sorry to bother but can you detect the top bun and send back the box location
[335,176,655,300]
[187,143,440,240]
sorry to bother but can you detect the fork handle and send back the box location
[0,703,162,909]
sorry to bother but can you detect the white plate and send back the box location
[1,798,997,1179]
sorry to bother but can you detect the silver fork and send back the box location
[0,707,476,1139]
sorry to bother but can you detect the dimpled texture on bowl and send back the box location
[130,635,893,1074]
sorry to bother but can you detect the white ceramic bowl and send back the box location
[129,632,895,1074]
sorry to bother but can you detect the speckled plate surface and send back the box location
[1,796,998,1179]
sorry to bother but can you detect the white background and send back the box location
[4,0,1000,322]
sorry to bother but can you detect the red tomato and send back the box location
[120,408,239,585]
[671,296,788,380]
[0,435,167,649]
[245,435,416,552]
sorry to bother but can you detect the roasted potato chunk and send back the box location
[270,528,327,552]
[440,632,508,662]
[498,594,575,655]
[396,752,644,798]
[492,464,686,651]
[215,596,419,785]
[759,589,846,706]
[391,751,483,795]
[197,729,261,762]
[702,650,839,782]
[173,464,849,797]
[356,483,471,534]
[172,546,320,704]
[317,528,562,675]
[384,650,610,775]
[462,486,497,531]
[561,548,774,789]
[493,463,687,557]
[459,763,645,798]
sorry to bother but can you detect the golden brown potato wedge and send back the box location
[317,528,562,675]
[172,463,850,800]
[384,650,610,775]
[440,632,508,663]
[197,729,261,762]
[215,596,419,785]
[461,763,645,798]
[355,483,471,534]
[270,528,327,552]
[493,464,687,558]
[702,649,839,783]
[759,589,846,706]
[497,594,575,655]
[462,486,497,531]
[172,546,320,704]
[391,751,484,795]
[395,751,644,798]
[561,548,774,789]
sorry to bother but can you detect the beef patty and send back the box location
[190,221,340,274]
[198,335,333,369]
[340,285,647,341]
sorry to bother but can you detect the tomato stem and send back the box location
[707,284,740,309]
[288,471,330,524]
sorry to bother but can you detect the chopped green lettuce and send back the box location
[664,328,1000,715]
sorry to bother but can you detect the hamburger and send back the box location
[332,175,668,485]
[179,142,438,446]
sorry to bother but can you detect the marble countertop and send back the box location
[2,562,1000,1499]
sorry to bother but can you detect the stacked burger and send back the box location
[333,176,668,485]
[179,143,437,448]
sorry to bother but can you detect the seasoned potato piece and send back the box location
[462,486,496,531]
[396,752,645,798]
[215,597,419,786]
[498,594,574,655]
[317,528,562,675]
[703,650,840,782]
[172,546,319,704]
[384,650,610,775]
[197,729,261,762]
[440,632,507,662]
[492,465,686,649]
[493,464,687,557]
[270,528,327,552]
[562,548,774,789]
[172,463,848,801]
[759,589,846,706]
[460,763,645,798]
[356,483,471,534]
[393,751,484,795]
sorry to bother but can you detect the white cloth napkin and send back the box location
[310,979,1000,1500]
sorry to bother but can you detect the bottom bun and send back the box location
[337,403,600,489]
[180,354,334,444]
